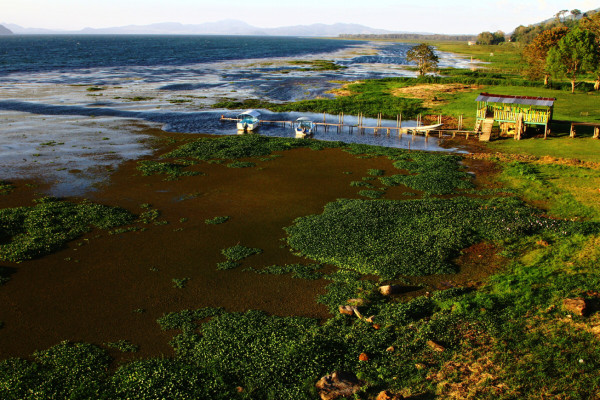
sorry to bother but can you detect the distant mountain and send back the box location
[0,24,13,35]
[3,23,63,34]
[1,20,394,36]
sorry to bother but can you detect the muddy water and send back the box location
[0,135,398,360]
[0,131,502,361]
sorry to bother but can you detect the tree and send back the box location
[476,31,494,45]
[580,11,600,89]
[523,26,569,85]
[555,9,569,24]
[406,43,439,76]
[492,31,506,44]
[546,28,599,93]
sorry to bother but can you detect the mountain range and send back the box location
[2,20,396,36]
[0,24,13,35]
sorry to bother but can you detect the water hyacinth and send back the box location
[0,197,135,262]
[285,197,588,279]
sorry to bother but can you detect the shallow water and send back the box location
[0,36,473,195]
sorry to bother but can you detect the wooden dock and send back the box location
[219,113,478,139]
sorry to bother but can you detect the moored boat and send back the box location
[294,117,315,138]
[237,110,261,132]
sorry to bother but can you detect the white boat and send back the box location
[406,123,443,133]
[295,117,315,138]
[236,110,261,132]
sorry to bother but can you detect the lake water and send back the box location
[0,35,471,195]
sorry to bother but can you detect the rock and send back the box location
[315,371,362,400]
[379,285,401,296]
[563,298,587,316]
[339,305,356,316]
[376,390,404,400]
[426,340,445,352]
[359,352,369,361]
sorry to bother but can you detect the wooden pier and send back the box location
[219,113,478,139]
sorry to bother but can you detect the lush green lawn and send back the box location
[489,137,600,163]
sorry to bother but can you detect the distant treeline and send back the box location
[338,34,477,41]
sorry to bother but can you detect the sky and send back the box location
[3,0,599,34]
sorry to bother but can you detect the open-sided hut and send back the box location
[475,93,555,140]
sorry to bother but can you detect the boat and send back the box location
[294,117,315,138]
[404,123,443,133]
[236,110,261,132]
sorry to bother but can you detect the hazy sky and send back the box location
[3,0,598,34]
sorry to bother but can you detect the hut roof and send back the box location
[476,93,555,107]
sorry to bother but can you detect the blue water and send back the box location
[0,35,355,75]
[0,35,469,195]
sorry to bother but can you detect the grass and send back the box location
[0,197,135,262]
[496,161,600,221]
[489,135,600,163]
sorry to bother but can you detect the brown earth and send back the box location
[392,84,481,108]
[0,130,506,362]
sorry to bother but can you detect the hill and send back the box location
[0,24,13,35]
[1,20,393,36]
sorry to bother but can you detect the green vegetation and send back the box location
[0,181,15,195]
[123,96,154,102]
[216,261,240,270]
[287,60,346,71]
[157,307,223,332]
[86,86,105,92]
[406,43,439,76]
[137,160,201,180]
[357,189,385,199]
[165,135,343,161]
[497,161,600,220]
[244,263,324,280]
[285,197,587,279]
[547,28,599,93]
[0,197,134,262]
[172,278,190,289]
[213,93,425,119]
[105,340,139,353]
[221,245,262,262]
[4,138,600,398]
[350,180,374,188]
[367,169,385,176]
[226,161,256,168]
[204,216,230,225]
